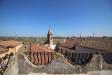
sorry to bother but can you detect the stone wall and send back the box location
[17,53,112,74]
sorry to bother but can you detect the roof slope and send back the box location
[60,38,80,48]
[60,37,112,52]
[0,40,22,48]
[78,38,112,52]
[0,47,8,54]
[31,44,53,52]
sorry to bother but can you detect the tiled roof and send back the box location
[78,38,112,52]
[0,40,22,48]
[60,38,80,49]
[29,52,54,65]
[59,37,112,52]
[0,47,8,54]
[25,44,54,65]
[31,44,54,52]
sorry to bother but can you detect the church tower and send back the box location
[47,27,53,45]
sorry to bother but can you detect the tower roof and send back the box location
[48,27,53,35]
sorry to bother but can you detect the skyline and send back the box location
[0,0,112,37]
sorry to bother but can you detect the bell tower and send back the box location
[47,27,53,45]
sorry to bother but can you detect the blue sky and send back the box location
[0,0,112,37]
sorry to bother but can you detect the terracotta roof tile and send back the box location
[31,44,54,52]
[25,44,54,65]
[78,39,112,52]
[0,40,22,48]
[0,47,8,54]
[60,38,80,49]
[60,37,112,52]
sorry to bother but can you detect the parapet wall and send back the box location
[18,53,112,74]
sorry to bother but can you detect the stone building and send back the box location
[57,37,112,70]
